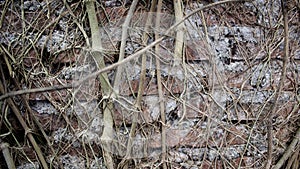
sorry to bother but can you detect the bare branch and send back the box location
[265,0,290,168]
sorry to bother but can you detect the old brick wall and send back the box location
[0,0,299,168]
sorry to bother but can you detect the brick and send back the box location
[185,41,210,62]
[119,76,184,96]
[225,126,247,145]
[231,156,254,168]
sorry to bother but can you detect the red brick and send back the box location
[120,76,184,96]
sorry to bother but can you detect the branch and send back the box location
[155,0,167,168]
[0,0,248,101]
[113,0,139,95]
[173,0,185,66]
[0,142,16,169]
[273,127,300,169]
[0,80,49,169]
[265,0,289,168]
[115,1,139,168]
[85,1,114,168]
[12,78,64,168]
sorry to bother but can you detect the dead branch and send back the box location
[11,77,64,168]
[85,0,114,168]
[113,0,139,96]
[114,0,139,168]
[173,0,185,66]
[274,127,300,169]
[265,0,290,168]
[0,142,16,169]
[0,0,248,101]
[0,80,49,169]
[155,0,167,168]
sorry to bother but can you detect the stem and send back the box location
[273,127,300,169]
[265,0,289,168]
[173,0,185,66]
[0,142,16,169]
[118,0,152,168]
[156,0,167,168]
[113,0,139,95]
[0,80,49,169]
[85,0,114,168]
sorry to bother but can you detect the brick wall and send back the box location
[0,0,299,168]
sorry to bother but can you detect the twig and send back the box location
[115,0,139,168]
[0,0,248,100]
[0,0,9,29]
[0,80,49,169]
[63,0,90,46]
[155,0,167,168]
[113,0,139,96]
[11,78,64,168]
[265,0,289,168]
[0,84,73,100]
[0,142,16,169]
[273,127,300,169]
